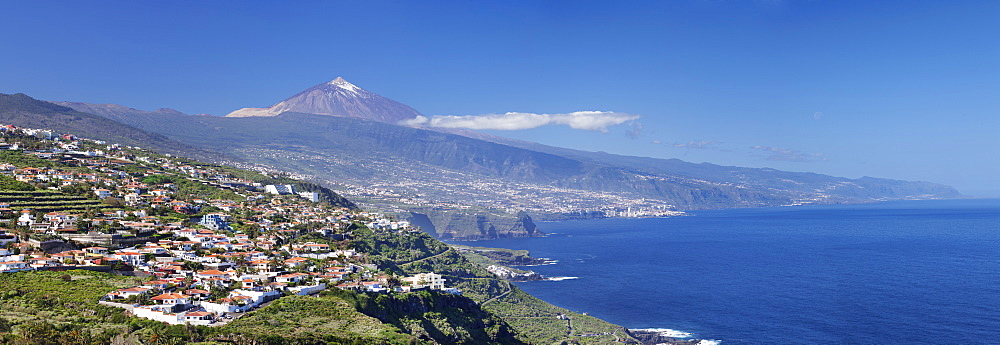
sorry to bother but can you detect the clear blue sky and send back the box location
[2,0,998,196]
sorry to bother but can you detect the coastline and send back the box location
[452,243,714,344]
[465,199,1000,344]
[628,329,719,345]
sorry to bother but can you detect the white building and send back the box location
[0,261,30,273]
[298,191,320,202]
[264,184,296,195]
[131,305,214,325]
[402,272,446,290]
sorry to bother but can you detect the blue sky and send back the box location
[2,0,998,196]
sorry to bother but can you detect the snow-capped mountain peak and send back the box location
[225,77,422,124]
[327,77,361,94]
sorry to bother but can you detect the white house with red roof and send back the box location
[196,269,231,280]
[151,292,190,306]
[94,189,113,199]
[275,272,309,283]
[28,257,59,269]
[283,257,309,267]
[142,280,170,290]
[0,260,30,272]
[184,289,210,299]
[180,310,213,323]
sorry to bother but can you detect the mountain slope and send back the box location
[53,103,960,206]
[479,138,961,202]
[0,93,228,163]
[225,77,423,124]
[50,101,191,128]
[46,82,962,239]
[45,97,965,205]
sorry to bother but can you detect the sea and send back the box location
[460,199,1000,344]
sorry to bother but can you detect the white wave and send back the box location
[698,340,721,345]
[518,260,558,267]
[632,328,692,338]
[546,276,579,281]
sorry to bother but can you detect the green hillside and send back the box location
[0,124,637,344]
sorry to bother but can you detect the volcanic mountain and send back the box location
[225,77,423,124]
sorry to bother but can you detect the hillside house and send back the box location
[402,272,446,290]
[151,292,190,306]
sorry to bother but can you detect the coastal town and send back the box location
[237,146,687,221]
[0,125,460,326]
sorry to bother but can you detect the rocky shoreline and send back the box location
[485,264,555,282]
[628,329,711,345]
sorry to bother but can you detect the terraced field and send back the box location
[0,190,109,213]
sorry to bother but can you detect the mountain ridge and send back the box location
[52,101,961,205]
[18,80,963,239]
[0,93,229,163]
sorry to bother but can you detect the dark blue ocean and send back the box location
[463,199,1000,344]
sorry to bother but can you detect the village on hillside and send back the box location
[0,125,459,326]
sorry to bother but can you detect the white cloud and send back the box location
[399,111,640,132]
[400,115,429,126]
[626,122,644,138]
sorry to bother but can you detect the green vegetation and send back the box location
[350,226,636,344]
[142,174,244,202]
[0,270,208,345]
[219,289,524,345]
[0,119,635,344]
[351,226,451,267]
[324,289,523,345]
[0,227,630,345]
[0,270,529,345]
[0,191,107,213]
[452,245,551,266]
[216,294,420,345]
[483,289,626,345]
[0,175,35,191]
[0,149,60,168]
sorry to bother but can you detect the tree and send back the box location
[15,321,61,345]
[209,287,230,301]
[74,219,91,232]
[109,260,130,271]
[243,223,261,238]
[386,276,403,289]
[59,184,91,198]
[0,316,11,333]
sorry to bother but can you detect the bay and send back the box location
[460,199,1000,344]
